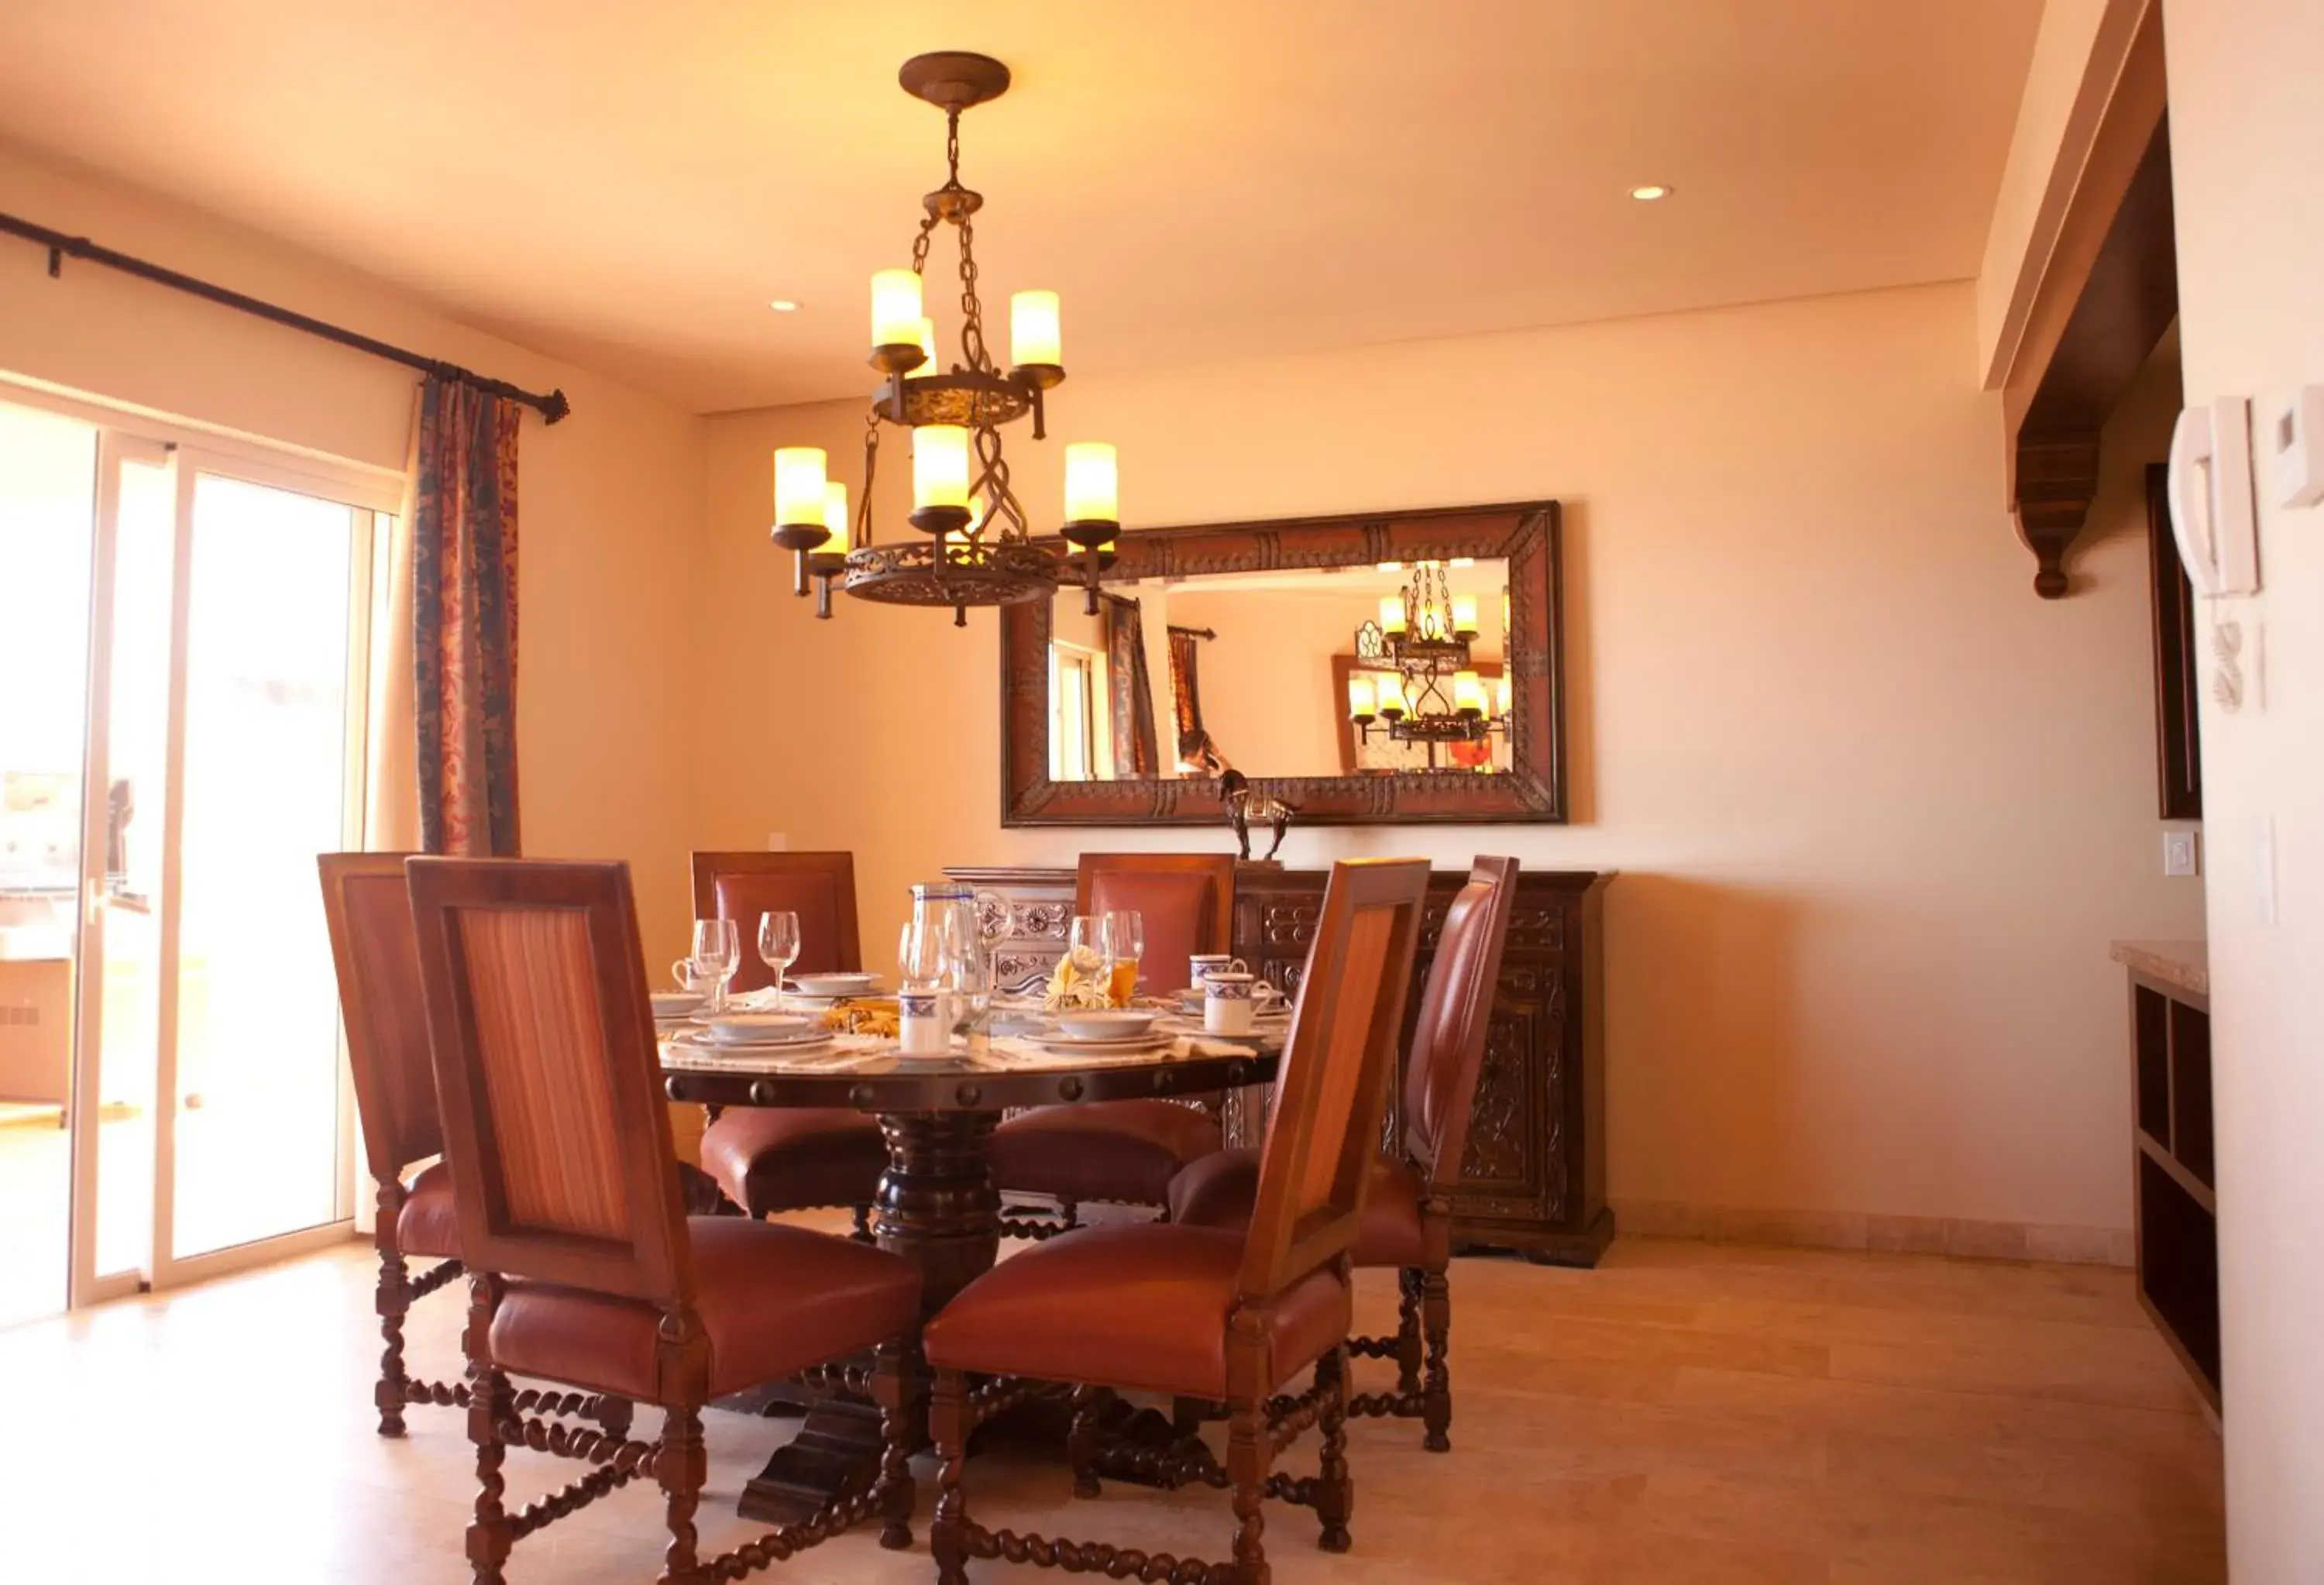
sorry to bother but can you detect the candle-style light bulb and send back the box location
[1452,593,1480,637]
[1064,442,1119,526]
[1011,290,1062,369]
[1376,673,1409,719]
[871,269,923,352]
[913,425,971,511]
[772,447,827,530]
[1494,673,1512,717]
[1380,594,1408,636]
[1347,675,1377,721]
[821,480,851,556]
[1454,670,1486,716]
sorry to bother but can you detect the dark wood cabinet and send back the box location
[2119,943,2218,1413]
[950,862,1615,1266]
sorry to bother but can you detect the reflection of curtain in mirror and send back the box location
[1167,625,1208,763]
[1102,594,1159,777]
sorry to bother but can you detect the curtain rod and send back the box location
[1,209,570,424]
[1167,624,1217,641]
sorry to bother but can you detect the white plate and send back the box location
[651,992,709,1018]
[669,1030,835,1058]
[1050,1009,1162,1040]
[791,972,881,997]
[1032,1032,1174,1056]
[692,1012,823,1044]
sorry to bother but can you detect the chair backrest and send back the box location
[691,851,861,992]
[407,857,692,1305]
[318,851,443,1183]
[1404,857,1520,1190]
[1074,852,1236,994]
[1238,858,1428,1304]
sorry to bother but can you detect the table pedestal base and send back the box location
[737,1112,1002,1523]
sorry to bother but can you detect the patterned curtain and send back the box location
[1167,625,1208,761]
[1102,594,1160,778]
[412,376,521,856]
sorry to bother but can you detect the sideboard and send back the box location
[947,862,1615,1267]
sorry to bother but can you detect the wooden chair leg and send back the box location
[1057,1197,1080,1230]
[462,1274,513,1585]
[1226,1391,1273,1585]
[931,1367,974,1585]
[1315,1346,1353,1552]
[375,1241,411,1438]
[872,1341,919,1551]
[1394,1266,1424,1404]
[1422,1261,1452,1453]
[1067,1383,1110,1498]
[658,1402,707,1585]
[596,1395,634,1439]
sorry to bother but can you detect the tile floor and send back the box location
[0,1230,2224,1583]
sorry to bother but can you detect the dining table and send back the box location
[660,1009,1285,1523]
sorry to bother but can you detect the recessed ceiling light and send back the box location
[768,298,799,312]
[1629,184,1672,202]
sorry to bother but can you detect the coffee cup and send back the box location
[1203,970,1257,1037]
[898,990,950,1056]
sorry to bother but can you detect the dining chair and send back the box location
[925,857,1430,1585]
[689,851,885,1233]
[318,852,627,1445]
[406,856,923,1585]
[988,851,1236,1234]
[1166,855,1518,1453]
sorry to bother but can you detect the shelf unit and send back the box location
[2127,964,2219,1413]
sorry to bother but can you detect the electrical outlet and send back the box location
[2163,829,2201,878]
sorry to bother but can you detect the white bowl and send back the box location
[694,1011,822,1044]
[790,971,879,997]
[1050,1009,1161,1041]
[651,991,708,1019]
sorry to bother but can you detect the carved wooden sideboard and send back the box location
[947,862,1614,1266]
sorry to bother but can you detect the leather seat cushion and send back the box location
[923,1224,1349,1401]
[700,1106,887,1217]
[396,1160,462,1260]
[1169,1147,1428,1270]
[988,1101,1222,1206]
[490,1218,920,1404]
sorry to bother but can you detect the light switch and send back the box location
[2163,829,2201,878]
[2265,384,2324,509]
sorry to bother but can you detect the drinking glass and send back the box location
[1102,909,1144,1006]
[899,920,947,992]
[758,910,801,1009]
[689,917,740,1013]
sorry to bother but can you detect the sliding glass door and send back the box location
[0,385,390,1321]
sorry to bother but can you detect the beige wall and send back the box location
[700,280,2201,1236]
[0,143,705,952]
[2161,0,2324,1573]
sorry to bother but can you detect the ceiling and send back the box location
[0,2,2041,414]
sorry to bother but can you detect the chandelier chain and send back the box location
[956,215,991,375]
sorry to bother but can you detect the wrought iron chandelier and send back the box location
[769,51,1120,625]
[1347,561,1511,745]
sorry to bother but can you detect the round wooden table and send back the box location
[662,1040,1280,1521]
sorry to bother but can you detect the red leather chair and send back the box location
[1169,855,1518,1451]
[407,857,922,1583]
[318,852,627,1446]
[927,858,1432,1585]
[689,852,886,1229]
[988,852,1236,1229]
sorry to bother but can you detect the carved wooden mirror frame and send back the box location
[999,500,1566,827]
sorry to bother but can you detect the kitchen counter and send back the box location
[2111,939,2209,999]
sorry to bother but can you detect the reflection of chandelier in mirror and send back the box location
[768,52,1122,624]
[1347,560,1511,747]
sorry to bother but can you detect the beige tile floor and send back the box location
[0,1230,2223,1584]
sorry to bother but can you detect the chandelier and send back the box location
[769,52,1122,625]
[1347,561,1511,746]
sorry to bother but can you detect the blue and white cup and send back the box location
[1190,953,1244,991]
[1203,970,1258,1037]
[898,989,950,1056]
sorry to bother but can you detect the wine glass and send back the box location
[1102,910,1145,1006]
[758,910,801,1010]
[899,920,947,992]
[689,918,740,1013]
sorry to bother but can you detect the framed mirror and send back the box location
[1000,500,1566,827]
